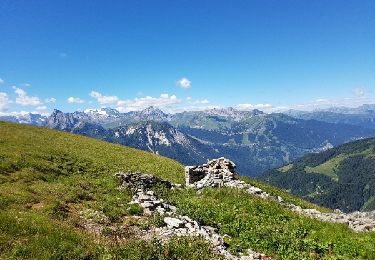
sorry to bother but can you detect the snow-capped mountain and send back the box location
[0,112,47,126]
[73,108,121,124]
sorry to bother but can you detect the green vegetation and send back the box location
[1,122,375,259]
[278,163,293,173]
[155,187,375,259]
[261,138,375,212]
[0,122,216,259]
[304,154,346,181]
[240,177,333,213]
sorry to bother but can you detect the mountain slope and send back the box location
[261,138,375,213]
[177,113,375,175]
[110,121,218,165]
[43,111,217,166]
[1,122,375,259]
[4,106,375,176]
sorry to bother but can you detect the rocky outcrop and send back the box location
[186,158,375,232]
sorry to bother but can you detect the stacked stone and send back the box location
[115,171,173,191]
[185,157,239,189]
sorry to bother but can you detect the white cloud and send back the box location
[353,87,364,97]
[59,52,67,58]
[13,86,42,106]
[0,92,10,112]
[117,93,180,112]
[67,97,85,104]
[45,97,56,103]
[0,78,4,85]
[237,103,274,111]
[90,91,119,104]
[177,77,191,89]
[36,105,47,110]
[194,99,210,104]
[294,96,375,111]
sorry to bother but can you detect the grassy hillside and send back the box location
[261,138,375,213]
[1,122,375,259]
[0,122,208,259]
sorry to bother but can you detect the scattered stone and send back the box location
[118,170,270,259]
[115,171,173,191]
[186,158,375,233]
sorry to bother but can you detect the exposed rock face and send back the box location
[45,109,78,131]
[186,158,375,232]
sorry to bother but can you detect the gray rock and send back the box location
[164,217,184,228]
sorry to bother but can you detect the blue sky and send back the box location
[0,0,374,114]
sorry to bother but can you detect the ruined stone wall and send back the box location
[185,157,238,188]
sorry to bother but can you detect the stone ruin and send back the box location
[185,157,238,189]
[115,171,174,191]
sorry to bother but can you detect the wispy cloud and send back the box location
[177,77,191,89]
[90,91,118,104]
[176,97,220,112]
[45,97,56,103]
[193,99,210,105]
[0,92,10,112]
[36,105,47,110]
[0,78,4,85]
[67,97,85,103]
[353,87,364,97]
[117,93,180,112]
[13,86,42,106]
[237,103,274,111]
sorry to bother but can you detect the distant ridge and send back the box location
[261,138,375,212]
[2,105,375,176]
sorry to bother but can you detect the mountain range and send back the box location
[286,104,375,129]
[2,105,375,176]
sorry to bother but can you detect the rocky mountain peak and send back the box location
[205,107,263,120]
[46,109,77,131]
[140,106,167,116]
[126,106,170,121]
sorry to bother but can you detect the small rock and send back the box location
[164,217,184,228]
